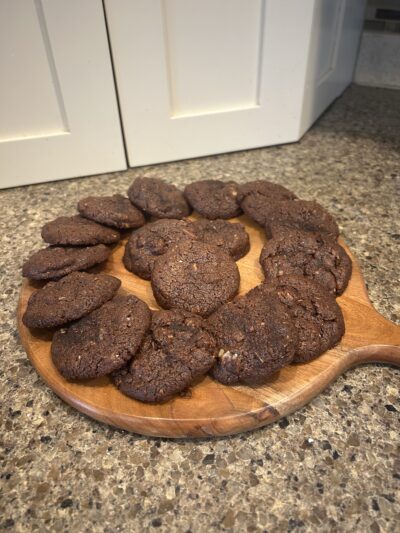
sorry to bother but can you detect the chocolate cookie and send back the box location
[78,194,145,229]
[42,215,120,246]
[237,180,297,202]
[192,219,250,261]
[260,229,351,294]
[51,295,151,380]
[261,199,339,239]
[238,180,297,226]
[113,309,217,402]
[208,285,297,385]
[151,240,240,317]
[22,244,111,280]
[184,180,241,219]
[264,276,345,363]
[128,177,190,219]
[123,219,196,280]
[22,271,121,329]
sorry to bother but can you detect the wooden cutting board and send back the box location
[17,215,400,438]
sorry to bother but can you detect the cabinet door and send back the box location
[105,0,315,167]
[299,0,366,134]
[0,0,126,188]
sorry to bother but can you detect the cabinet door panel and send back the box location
[300,0,366,134]
[0,0,126,188]
[105,0,315,167]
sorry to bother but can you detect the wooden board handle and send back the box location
[347,344,400,367]
[339,288,400,368]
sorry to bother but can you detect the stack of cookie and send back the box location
[22,176,351,403]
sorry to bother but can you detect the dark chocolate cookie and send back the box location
[208,285,297,385]
[237,180,297,203]
[22,271,121,329]
[264,276,345,363]
[78,194,145,229]
[113,309,217,402]
[22,244,111,280]
[42,215,120,246]
[184,180,241,219]
[192,219,250,261]
[260,229,351,294]
[238,180,297,226]
[51,295,151,380]
[128,177,190,219]
[123,219,197,280]
[151,240,240,317]
[261,199,339,239]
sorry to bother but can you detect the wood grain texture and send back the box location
[17,215,400,438]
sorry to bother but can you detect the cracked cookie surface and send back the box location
[191,219,250,261]
[22,244,111,280]
[123,219,197,280]
[113,309,217,402]
[41,215,120,246]
[128,177,190,219]
[151,240,240,317]
[52,295,151,380]
[22,271,121,328]
[208,285,297,385]
[184,180,241,219]
[78,194,145,229]
[261,199,339,239]
[238,180,297,226]
[260,229,351,294]
[264,276,345,363]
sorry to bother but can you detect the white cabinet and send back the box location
[0,0,366,187]
[105,0,314,167]
[106,0,366,168]
[0,0,126,188]
[300,0,367,133]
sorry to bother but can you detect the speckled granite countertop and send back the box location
[1,85,399,532]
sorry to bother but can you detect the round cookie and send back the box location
[191,219,250,261]
[22,271,121,329]
[128,177,190,219]
[184,180,241,219]
[22,244,111,281]
[151,240,240,317]
[51,295,151,380]
[265,276,345,363]
[42,215,120,246]
[208,285,297,386]
[123,219,197,280]
[237,180,297,203]
[259,229,351,295]
[238,180,297,226]
[261,199,339,239]
[78,194,145,229]
[113,309,217,402]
